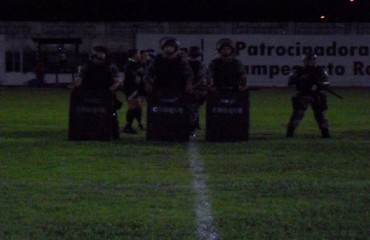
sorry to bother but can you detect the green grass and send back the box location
[0,87,369,239]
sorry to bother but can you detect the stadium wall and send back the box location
[0,22,369,86]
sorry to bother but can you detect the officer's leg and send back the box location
[312,94,330,138]
[136,97,145,130]
[286,96,308,137]
[195,94,206,130]
[313,109,330,138]
[122,99,138,134]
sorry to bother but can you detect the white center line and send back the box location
[188,141,219,240]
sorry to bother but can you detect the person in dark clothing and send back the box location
[122,48,146,134]
[73,46,122,91]
[140,49,153,67]
[144,37,193,96]
[71,46,122,139]
[286,52,331,138]
[187,46,207,134]
[207,38,247,94]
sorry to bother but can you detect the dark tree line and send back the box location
[1,0,369,22]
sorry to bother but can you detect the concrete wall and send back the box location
[1,22,370,86]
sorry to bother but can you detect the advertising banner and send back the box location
[137,34,370,87]
[0,35,4,84]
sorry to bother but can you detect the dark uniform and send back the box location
[79,61,121,90]
[187,46,207,132]
[123,60,144,99]
[286,53,331,138]
[76,46,122,139]
[122,49,146,134]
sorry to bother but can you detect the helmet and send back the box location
[302,52,317,62]
[160,37,180,51]
[90,46,107,64]
[188,46,202,58]
[91,46,107,55]
[216,38,234,52]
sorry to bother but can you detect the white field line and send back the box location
[188,141,219,240]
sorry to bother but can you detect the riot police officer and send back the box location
[286,52,331,138]
[143,37,194,140]
[205,39,249,142]
[72,46,122,140]
[144,37,193,96]
[207,38,247,94]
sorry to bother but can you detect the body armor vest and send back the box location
[82,62,113,90]
[293,66,326,94]
[212,58,240,90]
[153,55,185,91]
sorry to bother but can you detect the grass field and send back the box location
[0,87,369,240]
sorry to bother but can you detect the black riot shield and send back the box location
[68,88,115,141]
[146,94,190,142]
[206,91,250,142]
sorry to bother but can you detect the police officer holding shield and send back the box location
[143,37,194,141]
[205,39,249,142]
[286,52,331,138]
[71,46,122,140]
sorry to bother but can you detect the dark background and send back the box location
[1,0,369,22]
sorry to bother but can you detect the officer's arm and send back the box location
[109,64,123,91]
[288,69,299,87]
[69,64,86,89]
[143,59,156,94]
[238,61,247,90]
[206,62,215,89]
[320,68,330,86]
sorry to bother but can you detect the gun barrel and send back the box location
[322,86,343,99]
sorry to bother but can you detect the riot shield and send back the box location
[146,94,191,142]
[68,88,115,141]
[206,91,249,142]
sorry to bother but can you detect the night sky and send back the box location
[0,0,369,22]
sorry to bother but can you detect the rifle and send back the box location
[321,85,343,100]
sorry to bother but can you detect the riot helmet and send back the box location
[216,38,234,52]
[90,46,107,65]
[302,52,317,66]
[160,37,180,52]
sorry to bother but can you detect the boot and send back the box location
[321,128,331,139]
